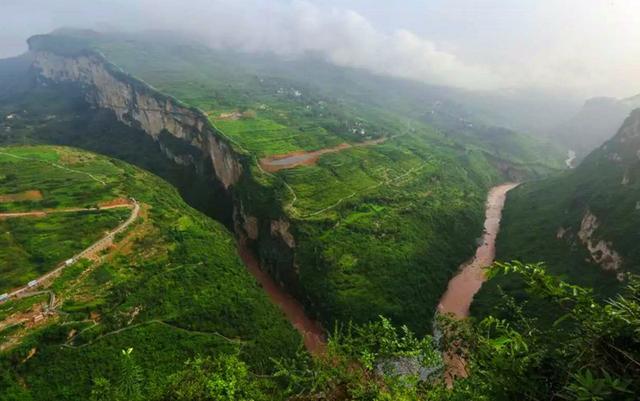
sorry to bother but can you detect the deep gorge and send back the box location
[24,38,323,338]
[9,33,501,336]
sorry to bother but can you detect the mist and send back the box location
[2,0,639,98]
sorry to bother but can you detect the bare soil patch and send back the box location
[260,138,386,173]
[215,111,243,121]
[0,190,43,203]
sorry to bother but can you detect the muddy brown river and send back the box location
[237,240,326,354]
[437,183,518,384]
[438,183,519,317]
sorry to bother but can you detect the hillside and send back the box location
[474,109,640,316]
[0,146,301,400]
[1,30,566,335]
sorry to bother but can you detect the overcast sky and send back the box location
[2,0,639,98]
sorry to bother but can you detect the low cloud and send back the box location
[1,0,639,96]
[141,0,505,90]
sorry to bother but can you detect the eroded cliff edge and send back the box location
[27,35,304,308]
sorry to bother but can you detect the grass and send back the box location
[279,138,435,216]
[0,146,123,212]
[214,116,344,157]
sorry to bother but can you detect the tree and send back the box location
[116,348,143,401]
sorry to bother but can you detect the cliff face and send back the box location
[32,50,242,189]
[29,46,302,300]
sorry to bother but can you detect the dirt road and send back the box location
[0,203,132,219]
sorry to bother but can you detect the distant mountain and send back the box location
[551,94,639,162]
[447,88,582,136]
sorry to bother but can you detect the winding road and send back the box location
[2,200,140,300]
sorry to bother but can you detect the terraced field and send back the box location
[0,147,123,212]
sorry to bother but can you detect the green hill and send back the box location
[0,146,300,400]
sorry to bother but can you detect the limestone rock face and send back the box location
[271,219,295,248]
[578,210,623,275]
[31,50,242,188]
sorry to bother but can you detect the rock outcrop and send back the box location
[578,210,623,277]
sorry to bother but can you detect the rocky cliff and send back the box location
[577,210,623,279]
[28,39,302,300]
[31,48,243,189]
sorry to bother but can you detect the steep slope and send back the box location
[5,30,563,334]
[0,146,301,400]
[474,109,640,315]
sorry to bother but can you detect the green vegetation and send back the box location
[215,116,344,157]
[0,146,301,400]
[1,30,567,335]
[0,146,124,212]
[48,263,639,401]
[0,31,637,401]
[0,145,135,292]
[292,142,488,329]
[74,32,563,332]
